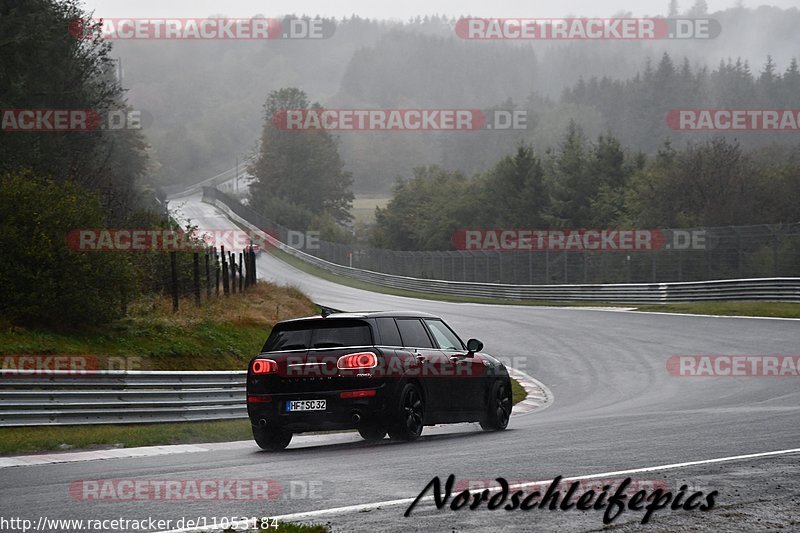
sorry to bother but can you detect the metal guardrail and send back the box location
[205,192,800,304]
[0,370,247,427]
[201,186,800,285]
[164,157,255,198]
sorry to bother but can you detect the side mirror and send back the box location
[466,338,483,355]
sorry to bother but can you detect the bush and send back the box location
[0,170,136,327]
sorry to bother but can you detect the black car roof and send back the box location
[277,310,441,324]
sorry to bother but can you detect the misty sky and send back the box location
[83,0,798,19]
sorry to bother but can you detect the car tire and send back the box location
[480,379,512,431]
[252,426,293,451]
[388,383,425,441]
[358,424,387,441]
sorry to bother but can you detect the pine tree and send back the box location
[687,0,709,16]
[668,0,679,16]
[249,88,353,228]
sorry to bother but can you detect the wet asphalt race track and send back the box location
[1,193,798,532]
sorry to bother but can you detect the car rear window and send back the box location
[262,319,373,351]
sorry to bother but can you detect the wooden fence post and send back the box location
[205,250,211,300]
[243,250,250,289]
[193,252,201,307]
[170,251,179,312]
[251,248,257,284]
[230,252,237,294]
[221,246,229,296]
[215,248,220,297]
[239,252,244,292]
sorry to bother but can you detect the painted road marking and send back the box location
[158,447,800,530]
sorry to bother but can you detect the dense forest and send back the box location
[371,129,800,250]
[3,0,799,323]
[1,0,198,326]
[110,4,800,193]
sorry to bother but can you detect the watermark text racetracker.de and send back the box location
[69,17,335,40]
[69,479,311,501]
[667,109,800,131]
[250,354,530,380]
[1,355,142,375]
[667,355,800,377]
[66,228,321,252]
[1,109,144,132]
[451,228,707,252]
[273,108,528,131]
[455,18,721,40]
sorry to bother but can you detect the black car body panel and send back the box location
[246,311,511,435]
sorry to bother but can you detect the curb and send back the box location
[507,366,554,416]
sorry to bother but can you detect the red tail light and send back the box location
[247,395,272,403]
[337,351,378,370]
[340,389,377,399]
[251,359,278,375]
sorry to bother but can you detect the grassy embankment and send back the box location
[1,281,529,454]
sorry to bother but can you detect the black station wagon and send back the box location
[246,311,512,451]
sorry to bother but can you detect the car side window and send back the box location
[375,317,403,346]
[395,318,434,349]
[424,319,464,350]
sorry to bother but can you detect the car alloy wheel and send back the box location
[480,380,511,431]
[389,383,424,441]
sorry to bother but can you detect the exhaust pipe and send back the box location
[352,413,361,423]
[258,418,268,427]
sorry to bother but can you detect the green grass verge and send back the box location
[0,322,267,371]
[350,195,390,225]
[0,283,317,370]
[634,301,800,318]
[510,377,527,405]
[271,249,800,318]
[0,419,253,455]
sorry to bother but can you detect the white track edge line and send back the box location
[159,447,800,531]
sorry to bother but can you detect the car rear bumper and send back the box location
[247,383,391,433]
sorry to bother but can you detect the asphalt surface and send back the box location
[1,193,798,532]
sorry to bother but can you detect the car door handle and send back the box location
[415,355,426,364]
[449,356,464,363]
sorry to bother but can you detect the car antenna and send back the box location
[319,305,342,318]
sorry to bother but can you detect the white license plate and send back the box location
[287,399,326,412]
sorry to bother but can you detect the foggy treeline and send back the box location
[114,4,800,193]
[2,0,216,326]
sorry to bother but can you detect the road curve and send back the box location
[1,193,797,532]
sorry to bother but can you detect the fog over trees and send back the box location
[112,6,800,193]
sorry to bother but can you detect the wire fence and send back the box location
[137,246,258,311]
[204,187,800,285]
